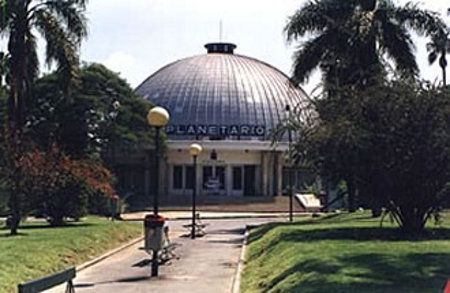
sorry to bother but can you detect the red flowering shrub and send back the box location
[18,145,115,225]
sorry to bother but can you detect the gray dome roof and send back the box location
[136,43,309,140]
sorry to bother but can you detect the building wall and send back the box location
[164,147,281,201]
[111,141,290,207]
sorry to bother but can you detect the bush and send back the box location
[88,190,110,216]
[365,83,450,232]
[17,145,115,226]
[302,81,450,233]
[40,179,89,225]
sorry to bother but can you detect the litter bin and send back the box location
[144,214,165,251]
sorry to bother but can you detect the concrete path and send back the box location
[122,211,296,220]
[45,217,282,293]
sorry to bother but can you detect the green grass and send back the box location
[0,217,142,293]
[241,211,450,293]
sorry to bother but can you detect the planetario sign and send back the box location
[166,124,266,137]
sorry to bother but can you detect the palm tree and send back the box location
[0,0,88,235]
[427,30,450,86]
[1,0,87,130]
[285,0,445,88]
[285,0,445,213]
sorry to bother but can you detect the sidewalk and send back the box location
[122,210,302,221]
[45,217,282,293]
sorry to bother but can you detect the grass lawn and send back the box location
[241,211,450,293]
[0,216,142,293]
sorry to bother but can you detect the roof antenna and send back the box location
[219,20,223,42]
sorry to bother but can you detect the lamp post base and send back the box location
[151,249,159,277]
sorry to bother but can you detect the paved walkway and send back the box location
[45,217,283,293]
[122,211,298,220]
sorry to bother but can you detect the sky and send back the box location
[73,1,448,94]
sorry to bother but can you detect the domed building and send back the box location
[132,43,309,204]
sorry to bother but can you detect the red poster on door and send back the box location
[444,280,450,293]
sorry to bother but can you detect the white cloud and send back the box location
[104,51,136,75]
[81,0,449,91]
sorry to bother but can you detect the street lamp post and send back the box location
[147,106,170,277]
[285,104,293,222]
[189,143,203,239]
[147,106,170,215]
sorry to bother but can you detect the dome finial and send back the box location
[204,42,237,54]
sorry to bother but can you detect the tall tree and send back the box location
[1,0,88,130]
[285,0,445,88]
[427,29,450,86]
[0,0,88,235]
[30,63,153,159]
[285,0,445,212]
[302,80,450,233]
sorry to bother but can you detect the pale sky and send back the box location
[60,1,450,94]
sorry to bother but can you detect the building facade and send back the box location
[132,42,310,205]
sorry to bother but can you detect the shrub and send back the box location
[18,145,115,226]
[301,81,450,234]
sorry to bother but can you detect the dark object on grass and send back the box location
[18,266,75,293]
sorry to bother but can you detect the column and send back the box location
[255,165,262,196]
[276,152,283,196]
[226,165,233,196]
[261,152,269,197]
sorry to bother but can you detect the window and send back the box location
[233,167,242,190]
[185,166,195,190]
[203,166,213,187]
[173,165,183,189]
[216,166,226,190]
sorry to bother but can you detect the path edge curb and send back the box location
[124,212,313,221]
[76,235,144,272]
[231,225,250,293]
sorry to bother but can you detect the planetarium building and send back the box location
[134,42,309,204]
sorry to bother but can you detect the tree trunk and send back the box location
[9,173,21,235]
[6,128,23,236]
[49,209,66,226]
[49,217,65,227]
[398,208,426,235]
[347,178,357,212]
[442,64,446,87]
[5,5,29,236]
[371,201,382,217]
[440,53,447,86]
[9,214,20,235]
[370,180,382,217]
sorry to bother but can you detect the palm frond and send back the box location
[391,2,446,37]
[425,41,436,53]
[291,33,333,84]
[427,50,437,65]
[285,0,356,42]
[32,0,88,43]
[33,9,79,94]
[426,32,450,65]
[0,0,10,32]
[377,13,418,77]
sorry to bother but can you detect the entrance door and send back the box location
[216,166,226,190]
[244,165,256,196]
[203,165,226,195]
[232,166,243,196]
